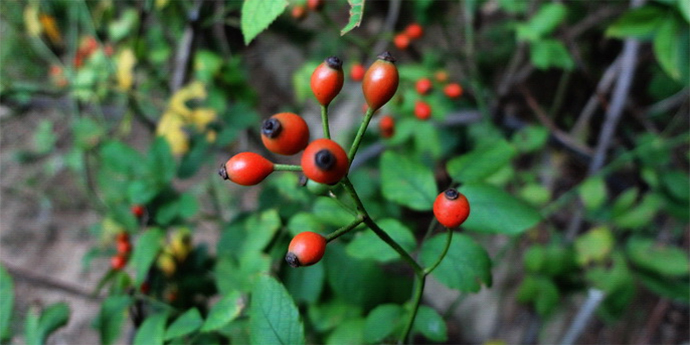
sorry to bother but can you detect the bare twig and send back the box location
[2,261,102,301]
[371,0,402,58]
[519,86,594,157]
[559,288,606,345]
[571,57,621,137]
[634,298,670,345]
[170,0,203,92]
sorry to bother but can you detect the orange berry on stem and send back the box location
[311,56,344,107]
[362,52,399,111]
[300,138,349,185]
[444,83,463,99]
[414,100,432,120]
[285,231,327,267]
[415,77,433,95]
[433,188,470,228]
[261,112,310,155]
[219,152,274,186]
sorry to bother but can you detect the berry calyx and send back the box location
[261,112,310,155]
[111,254,127,270]
[415,78,433,95]
[414,100,432,120]
[285,231,327,267]
[350,63,365,81]
[362,52,399,111]
[433,188,471,228]
[219,152,274,186]
[311,56,344,107]
[404,23,424,39]
[444,83,463,99]
[393,33,410,50]
[379,115,395,138]
[300,138,349,184]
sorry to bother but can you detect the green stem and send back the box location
[321,105,331,139]
[348,108,375,162]
[273,164,302,172]
[423,227,453,275]
[325,216,364,242]
[400,275,426,344]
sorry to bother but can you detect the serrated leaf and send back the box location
[131,228,165,287]
[420,233,492,292]
[458,183,542,235]
[579,176,607,211]
[380,151,436,211]
[95,295,132,345]
[346,219,416,263]
[0,266,14,339]
[215,252,271,294]
[363,304,403,344]
[165,308,203,340]
[201,291,243,332]
[606,5,666,38]
[412,306,447,342]
[530,39,574,70]
[446,140,517,183]
[133,312,168,345]
[341,0,365,35]
[241,0,288,45]
[250,275,305,345]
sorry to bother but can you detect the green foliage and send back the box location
[241,0,289,45]
[459,184,542,235]
[249,275,305,345]
[133,312,168,345]
[380,151,436,211]
[420,233,492,292]
[165,308,203,340]
[0,266,13,341]
[201,291,243,332]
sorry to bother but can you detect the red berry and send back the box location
[350,63,365,82]
[433,188,470,228]
[414,100,431,120]
[404,23,424,40]
[117,240,132,255]
[131,205,145,218]
[379,115,395,139]
[291,5,307,20]
[415,78,433,95]
[393,33,410,50]
[285,231,327,267]
[261,112,310,155]
[116,232,130,244]
[300,138,349,185]
[307,0,323,11]
[362,52,399,111]
[219,152,274,186]
[311,56,344,107]
[435,70,448,83]
[111,254,127,270]
[444,83,463,99]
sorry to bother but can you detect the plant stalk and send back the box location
[321,105,331,139]
[348,108,375,163]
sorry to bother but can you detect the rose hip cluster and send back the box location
[219,52,470,268]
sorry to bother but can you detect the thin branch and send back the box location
[170,0,203,92]
[371,0,402,58]
[3,261,102,301]
[559,288,606,345]
[571,57,621,137]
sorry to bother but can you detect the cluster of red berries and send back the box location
[49,36,114,87]
[393,23,424,50]
[412,75,464,121]
[291,0,324,20]
[110,232,132,270]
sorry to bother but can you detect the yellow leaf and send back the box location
[156,111,189,155]
[116,48,136,91]
[169,82,206,119]
[192,108,217,143]
[155,0,170,9]
[39,14,62,45]
[24,5,42,37]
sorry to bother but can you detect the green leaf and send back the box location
[512,125,549,153]
[606,5,667,38]
[131,228,165,287]
[312,198,355,227]
[635,270,690,302]
[420,233,492,292]
[287,212,325,236]
[108,9,139,41]
[178,192,199,219]
[586,252,634,294]
[194,50,223,83]
[215,252,271,294]
[579,176,607,211]
[446,140,517,183]
[326,318,365,345]
[0,266,14,340]
[627,238,690,276]
[133,312,168,345]
[33,120,56,154]
[293,61,320,104]
[346,219,416,263]
[100,140,143,175]
[241,209,281,255]
[241,0,288,45]
[661,170,690,202]
[612,188,639,217]
[38,303,69,342]
[680,0,690,23]
[148,137,176,185]
[516,3,567,41]
[95,295,132,345]
[249,275,305,345]
[325,244,387,308]
[363,304,404,344]
[654,15,690,84]
[458,183,542,234]
[284,261,325,304]
[412,306,447,342]
[341,0,365,35]
[575,226,614,266]
[165,308,203,340]
[201,291,243,332]
[24,306,40,345]
[530,39,575,70]
[613,193,664,230]
[308,300,363,333]
[519,183,551,207]
[380,151,436,211]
